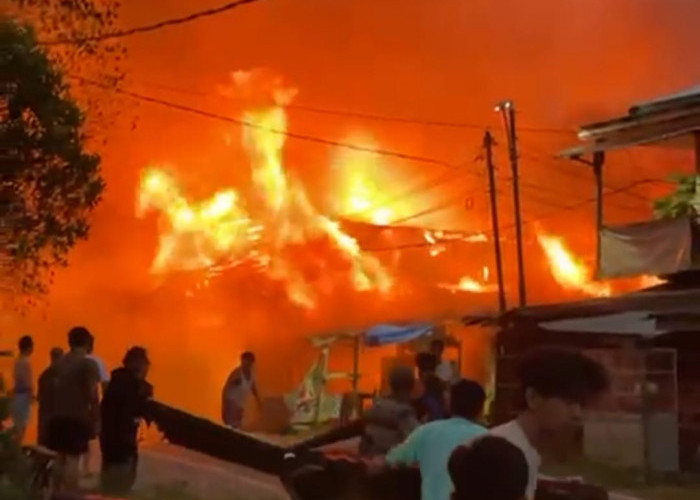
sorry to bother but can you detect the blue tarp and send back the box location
[364,323,434,346]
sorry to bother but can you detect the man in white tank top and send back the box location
[222,351,261,429]
[489,348,609,500]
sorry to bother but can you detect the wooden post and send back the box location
[352,334,360,418]
[694,132,700,174]
[641,344,652,484]
[593,151,605,274]
[502,103,527,307]
[484,131,507,312]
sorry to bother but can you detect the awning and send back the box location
[558,126,699,158]
[540,311,663,337]
[364,322,434,346]
[558,86,700,159]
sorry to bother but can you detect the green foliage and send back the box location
[653,173,700,219]
[1,19,105,294]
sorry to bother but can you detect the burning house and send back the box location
[481,86,700,473]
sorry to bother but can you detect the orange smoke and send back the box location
[536,228,612,297]
[137,70,392,309]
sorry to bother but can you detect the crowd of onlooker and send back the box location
[8,330,610,500]
[8,327,153,496]
[356,340,610,500]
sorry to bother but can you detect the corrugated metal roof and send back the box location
[631,85,700,114]
[558,86,700,159]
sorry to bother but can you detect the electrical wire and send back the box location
[127,79,576,135]
[362,179,659,252]
[40,0,264,46]
[386,188,489,226]
[71,75,460,169]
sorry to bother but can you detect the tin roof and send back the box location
[559,86,700,159]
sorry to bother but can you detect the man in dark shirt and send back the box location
[49,326,100,493]
[99,346,153,495]
[37,347,64,447]
[359,365,418,457]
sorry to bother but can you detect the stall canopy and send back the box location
[364,322,434,346]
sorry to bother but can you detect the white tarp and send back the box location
[599,218,694,279]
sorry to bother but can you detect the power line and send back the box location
[362,179,658,252]
[71,75,459,169]
[128,79,576,134]
[40,0,264,46]
[340,144,487,221]
[387,188,488,226]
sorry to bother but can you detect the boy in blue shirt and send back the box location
[386,379,487,500]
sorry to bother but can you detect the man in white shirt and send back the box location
[490,348,609,500]
[430,339,456,384]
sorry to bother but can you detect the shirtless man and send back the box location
[222,351,261,429]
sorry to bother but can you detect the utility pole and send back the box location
[497,100,527,307]
[483,131,507,313]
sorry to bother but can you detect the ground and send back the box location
[124,438,699,500]
[543,459,700,500]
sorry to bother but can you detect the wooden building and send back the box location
[471,87,700,473]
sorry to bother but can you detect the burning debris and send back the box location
[138,70,392,309]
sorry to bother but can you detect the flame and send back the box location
[333,142,400,225]
[438,267,496,294]
[456,276,488,292]
[639,275,665,288]
[536,229,611,297]
[138,70,392,308]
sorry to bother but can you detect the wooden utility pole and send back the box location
[484,131,507,313]
[498,101,527,307]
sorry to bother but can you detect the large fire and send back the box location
[138,70,392,308]
[536,228,612,297]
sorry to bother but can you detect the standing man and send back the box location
[11,335,34,443]
[386,379,488,500]
[83,333,110,477]
[490,348,609,500]
[221,351,261,429]
[48,326,101,493]
[37,347,64,447]
[430,339,456,384]
[100,346,153,495]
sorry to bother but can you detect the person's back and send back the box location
[361,396,418,456]
[449,435,528,500]
[37,347,64,446]
[360,365,418,457]
[49,326,100,493]
[53,351,98,421]
[101,365,153,458]
[387,379,488,500]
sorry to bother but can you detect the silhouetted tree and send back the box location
[1,20,105,294]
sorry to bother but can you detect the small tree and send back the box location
[1,19,105,295]
[653,173,700,219]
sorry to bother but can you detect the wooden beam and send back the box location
[593,151,605,273]
[694,131,700,174]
